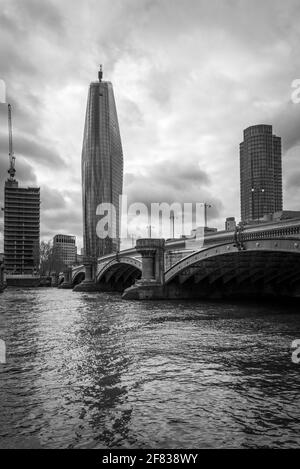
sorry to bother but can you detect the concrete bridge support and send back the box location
[73,257,104,292]
[84,262,93,283]
[59,266,73,289]
[50,272,58,287]
[123,239,165,300]
[73,258,94,291]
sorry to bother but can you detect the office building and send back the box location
[240,124,283,222]
[81,66,123,259]
[225,217,236,231]
[53,234,77,266]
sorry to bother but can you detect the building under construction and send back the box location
[4,104,40,284]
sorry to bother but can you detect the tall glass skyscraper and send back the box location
[82,67,123,258]
[240,124,283,223]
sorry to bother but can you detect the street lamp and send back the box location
[251,188,255,219]
[170,212,180,239]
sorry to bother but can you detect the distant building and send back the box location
[76,253,84,265]
[4,179,40,275]
[240,125,283,223]
[225,217,236,231]
[53,234,77,266]
[82,66,123,259]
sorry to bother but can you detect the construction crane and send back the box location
[7,103,16,181]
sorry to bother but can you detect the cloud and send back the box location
[1,0,300,250]
[273,102,300,152]
[0,131,66,169]
[124,158,223,231]
[287,171,300,190]
[40,186,82,241]
[125,158,211,204]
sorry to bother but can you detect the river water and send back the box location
[0,287,299,449]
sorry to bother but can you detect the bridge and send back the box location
[59,217,300,299]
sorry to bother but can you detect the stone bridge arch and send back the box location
[96,256,142,291]
[73,270,85,286]
[59,265,85,288]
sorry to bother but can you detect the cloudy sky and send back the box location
[0,0,300,251]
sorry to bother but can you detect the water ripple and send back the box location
[0,288,300,448]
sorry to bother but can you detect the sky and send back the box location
[0,0,300,251]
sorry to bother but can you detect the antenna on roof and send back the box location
[98,64,103,82]
[7,104,16,181]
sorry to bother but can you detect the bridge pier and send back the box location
[50,272,58,287]
[59,266,73,289]
[123,239,165,300]
[73,257,104,292]
[84,263,93,283]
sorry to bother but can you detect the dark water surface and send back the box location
[0,288,299,449]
